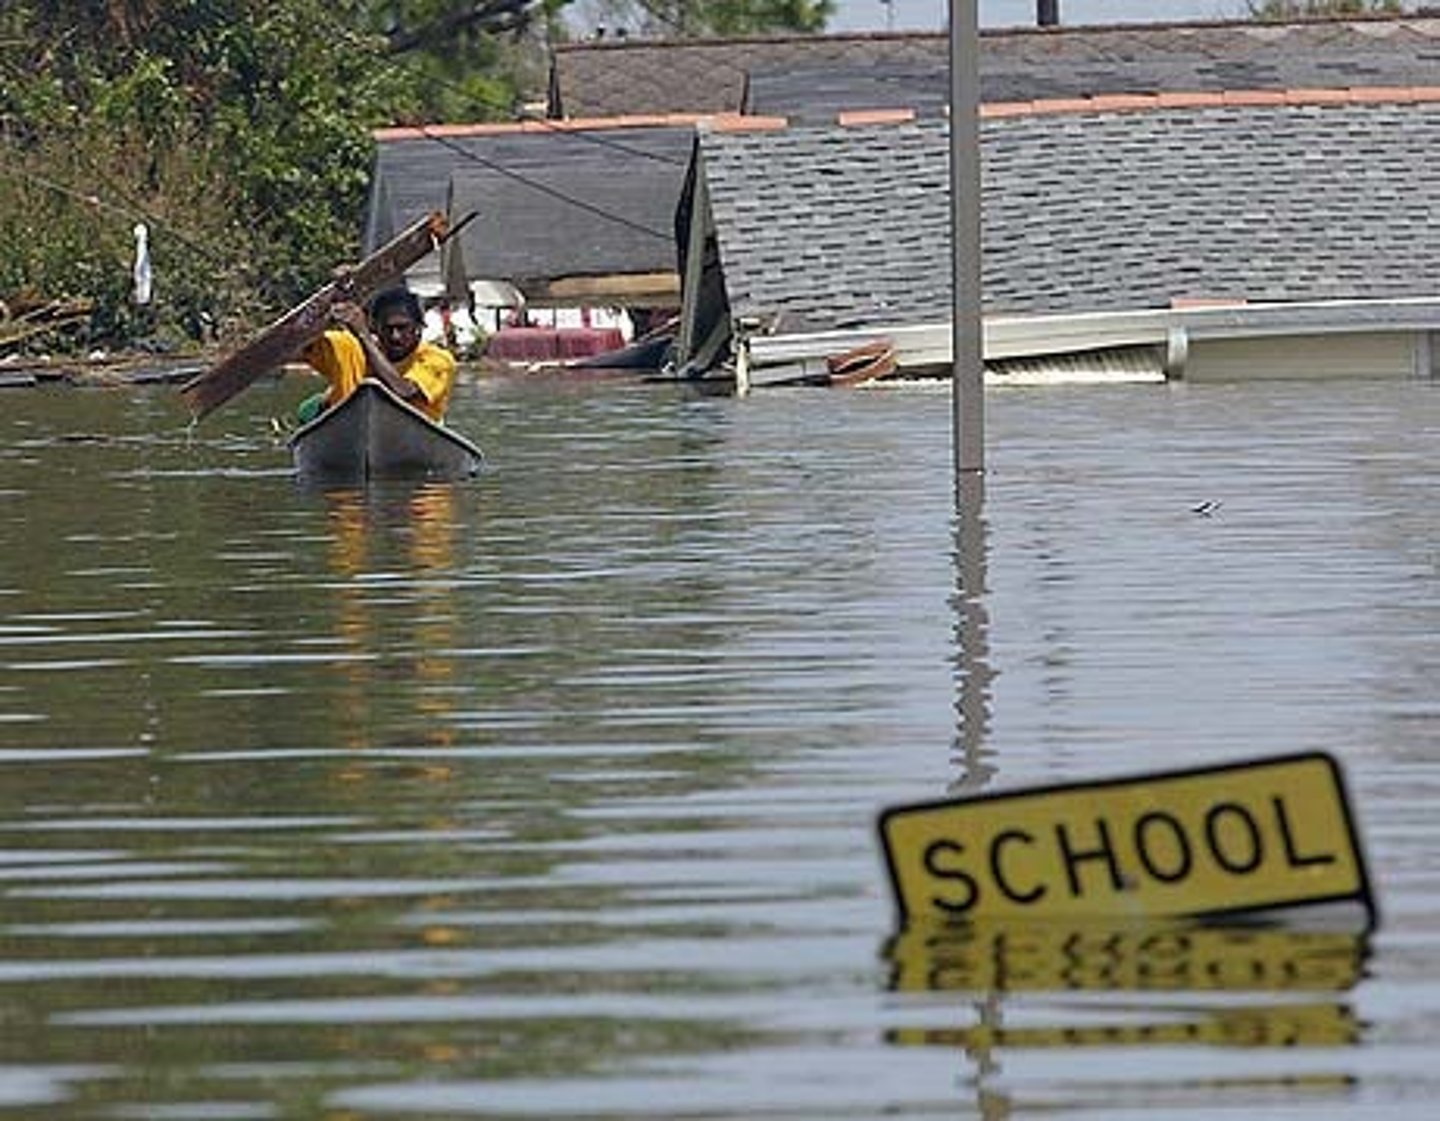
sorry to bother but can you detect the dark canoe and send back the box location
[287,380,484,483]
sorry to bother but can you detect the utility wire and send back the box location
[415,66,689,168]
[0,147,226,264]
[382,52,696,244]
[0,159,122,217]
[411,125,675,241]
[511,109,690,167]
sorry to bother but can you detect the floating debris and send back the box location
[0,298,93,352]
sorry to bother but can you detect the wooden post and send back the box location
[179,212,449,421]
[950,0,984,481]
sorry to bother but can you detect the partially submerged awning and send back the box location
[736,298,1440,390]
[985,346,1163,386]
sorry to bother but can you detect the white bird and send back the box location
[132,223,152,306]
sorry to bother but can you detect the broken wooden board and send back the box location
[0,298,95,352]
[179,212,449,421]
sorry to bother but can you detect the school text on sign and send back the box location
[878,753,1374,924]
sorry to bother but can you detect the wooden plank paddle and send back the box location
[179,211,449,421]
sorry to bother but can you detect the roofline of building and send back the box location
[745,297,1440,374]
[708,86,1440,132]
[552,12,1440,54]
[374,114,720,140]
[377,84,1440,142]
[981,85,1440,119]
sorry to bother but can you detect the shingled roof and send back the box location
[445,161,676,287]
[550,17,1440,119]
[692,92,1440,337]
[365,120,696,298]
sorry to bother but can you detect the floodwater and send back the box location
[0,368,1438,1119]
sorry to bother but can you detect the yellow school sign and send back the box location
[879,753,1374,924]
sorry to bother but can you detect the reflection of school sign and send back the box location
[887,923,1368,995]
[888,1002,1359,1051]
[885,924,1367,1055]
[879,753,1375,924]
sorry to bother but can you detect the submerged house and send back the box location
[365,14,1440,379]
[674,90,1440,388]
[364,118,699,354]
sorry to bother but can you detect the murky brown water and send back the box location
[0,370,1437,1118]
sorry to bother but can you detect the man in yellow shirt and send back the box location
[299,287,456,423]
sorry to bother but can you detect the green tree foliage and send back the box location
[583,0,832,37]
[1,0,421,351]
[1,0,832,352]
[372,0,565,121]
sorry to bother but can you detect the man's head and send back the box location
[369,288,424,362]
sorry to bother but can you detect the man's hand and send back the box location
[330,264,358,297]
[329,301,368,336]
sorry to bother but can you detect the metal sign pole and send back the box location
[950,0,984,482]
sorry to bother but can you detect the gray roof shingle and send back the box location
[366,125,693,287]
[552,18,1440,119]
[697,99,1440,334]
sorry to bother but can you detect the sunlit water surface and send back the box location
[0,370,1436,1119]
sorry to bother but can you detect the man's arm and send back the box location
[329,302,424,403]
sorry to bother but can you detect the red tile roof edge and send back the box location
[977,85,1440,119]
[706,113,790,132]
[837,108,917,127]
[375,86,1440,140]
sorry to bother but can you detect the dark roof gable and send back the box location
[366,123,695,290]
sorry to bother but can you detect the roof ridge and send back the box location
[551,14,1440,53]
[374,114,715,140]
[981,85,1440,119]
[378,84,1440,142]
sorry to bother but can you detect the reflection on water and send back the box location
[885,919,1371,1113]
[952,471,996,796]
[882,919,1377,1121]
[322,484,464,753]
[0,375,1437,1117]
[888,920,1368,993]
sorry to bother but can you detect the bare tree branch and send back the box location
[384,0,541,55]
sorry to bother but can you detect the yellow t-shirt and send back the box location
[303,330,457,422]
